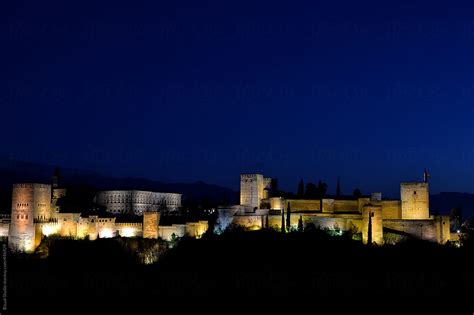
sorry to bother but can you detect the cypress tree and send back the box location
[298,214,303,232]
[281,207,285,234]
[297,179,305,198]
[367,212,373,245]
[286,202,291,232]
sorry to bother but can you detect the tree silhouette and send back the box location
[353,188,362,198]
[316,180,328,211]
[317,180,328,198]
[298,215,303,232]
[367,212,373,245]
[281,207,285,234]
[305,182,318,198]
[297,179,305,198]
[286,202,291,231]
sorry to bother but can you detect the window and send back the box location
[413,191,417,195]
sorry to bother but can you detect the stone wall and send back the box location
[116,222,143,237]
[372,200,401,219]
[185,221,208,238]
[233,215,266,230]
[158,224,186,241]
[322,199,334,213]
[334,200,358,212]
[269,197,284,210]
[286,199,321,211]
[382,216,450,244]
[267,213,362,232]
[57,213,80,237]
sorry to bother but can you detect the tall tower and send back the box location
[400,182,429,220]
[9,183,52,252]
[240,174,265,208]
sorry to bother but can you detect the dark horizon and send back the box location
[3,0,474,196]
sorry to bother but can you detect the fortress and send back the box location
[3,178,207,253]
[217,173,452,245]
[0,171,455,253]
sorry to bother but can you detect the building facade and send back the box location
[94,190,182,215]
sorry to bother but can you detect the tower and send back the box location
[143,211,160,239]
[240,174,264,208]
[400,182,429,220]
[9,183,52,252]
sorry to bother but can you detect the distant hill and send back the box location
[0,159,238,213]
[430,192,474,219]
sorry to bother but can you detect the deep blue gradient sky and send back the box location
[2,0,474,196]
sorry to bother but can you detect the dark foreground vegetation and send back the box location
[7,229,474,312]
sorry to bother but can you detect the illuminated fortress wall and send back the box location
[116,222,142,238]
[9,183,51,252]
[223,173,450,244]
[153,222,208,241]
[95,190,182,215]
[383,216,450,244]
[267,213,362,232]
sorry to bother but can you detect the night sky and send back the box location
[2,0,474,196]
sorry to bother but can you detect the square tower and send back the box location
[400,182,429,220]
[240,174,265,208]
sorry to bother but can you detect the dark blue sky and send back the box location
[2,0,474,196]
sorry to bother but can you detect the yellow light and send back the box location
[99,228,114,238]
[121,227,135,237]
[42,224,58,236]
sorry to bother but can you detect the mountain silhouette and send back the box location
[0,159,238,213]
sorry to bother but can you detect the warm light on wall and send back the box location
[121,227,136,237]
[99,228,114,238]
[42,224,59,236]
